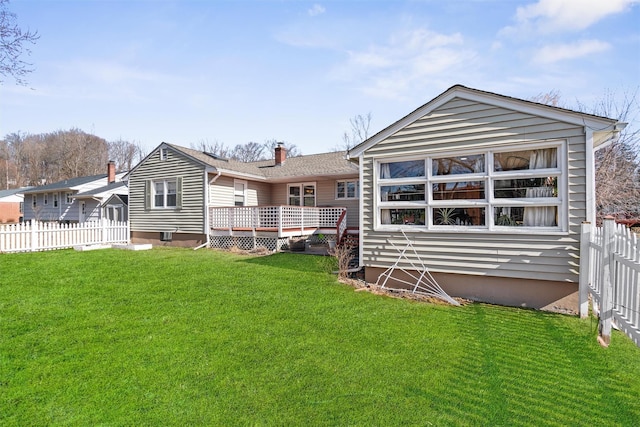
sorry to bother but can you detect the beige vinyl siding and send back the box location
[130,148,206,234]
[361,98,587,283]
[248,180,271,205]
[209,176,234,206]
[270,179,359,228]
[208,176,271,206]
[316,179,359,228]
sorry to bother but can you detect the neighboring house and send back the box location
[22,161,126,223]
[348,85,625,312]
[73,181,129,222]
[0,188,30,224]
[126,143,359,248]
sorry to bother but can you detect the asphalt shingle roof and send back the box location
[21,174,108,194]
[166,143,358,180]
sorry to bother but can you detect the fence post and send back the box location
[578,222,591,318]
[30,220,38,252]
[598,217,615,347]
[101,218,108,244]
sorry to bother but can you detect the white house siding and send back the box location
[129,148,206,234]
[360,98,586,283]
[24,192,79,222]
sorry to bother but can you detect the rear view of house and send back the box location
[127,143,359,249]
[348,85,624,312]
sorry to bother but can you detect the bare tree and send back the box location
[263,139,302,158]
[578,88,640,219]
[336,112,372,151]
[535,89,640,219]
[0,0,39,85]
[530,90,564,107]
[230,141,266,162]
[108,138,144,171]
[191,139,231,159]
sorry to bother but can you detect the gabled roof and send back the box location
[349,84,624,157]
[127,142,358,182]
[21,174,107,194]
[0,187,32,199]
[73,181,128,199]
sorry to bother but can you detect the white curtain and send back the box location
[523,149,556,226]
[380,164,392,224]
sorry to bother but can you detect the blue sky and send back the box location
[1,0,639,155]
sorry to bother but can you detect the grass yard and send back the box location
[1,248,639,426]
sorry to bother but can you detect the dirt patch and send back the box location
[338,277,470,306]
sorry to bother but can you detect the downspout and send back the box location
[585,127,596,225]
[198,169,221,250]
[358,154,364,272]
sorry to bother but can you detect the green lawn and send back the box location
[1,248,639,426]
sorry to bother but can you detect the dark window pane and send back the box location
[432,154,484,176]
[380,208,425,225]
[380,160,425,179]
[432,181,485,200]
[381,184,425,201]
[433,207,485,226]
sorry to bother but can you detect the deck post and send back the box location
[578,222,591,318]
[598,217,615,347]
[278,206,283,237]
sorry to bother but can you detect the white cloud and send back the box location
[308,4,326,17]
[503,0,638,34]
[532,39,611,63]
[332,28,474,100]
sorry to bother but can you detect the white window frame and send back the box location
[32,194,36,208]
[151,178,180,209]
[234,179,247,207]
[160,148,168,161]
[375,141,567,234]
[43,193,48,205]
[287,182,316,207]
[53,193,58,208]
[65,193,73,204]
[336,180,359,200]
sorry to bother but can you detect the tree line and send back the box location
[0,129,144,190]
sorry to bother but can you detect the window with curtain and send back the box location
[377,144,563,230]
[288,183,316,207]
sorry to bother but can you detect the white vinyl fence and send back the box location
[579,218,640,347]
[0,220,129,253]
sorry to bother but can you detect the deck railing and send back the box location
[209,205,346,235]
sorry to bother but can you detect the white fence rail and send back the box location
[579,218,640,346]
[209,206,346,235]
[0,220,129,253]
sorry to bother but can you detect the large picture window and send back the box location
[377,144,564,231]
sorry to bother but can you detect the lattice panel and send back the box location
[209,235,285,252]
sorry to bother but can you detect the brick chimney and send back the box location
[275,142,286,166]
[107,160,116,184]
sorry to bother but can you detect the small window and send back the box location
[53,193,59,208]
[336,180,359,199]
[32,195,36,208]
[160,231,173,241]
[160,148,168,161]
[19,202,24,213]
[44,193,48,205]
[65,193,73,204]
[151,178,180,208]
[288,183,316,207]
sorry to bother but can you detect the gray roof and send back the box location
[0,187,33,198]
[21,174,107,194]
[74,181,127,198]
[166,143,358,181]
